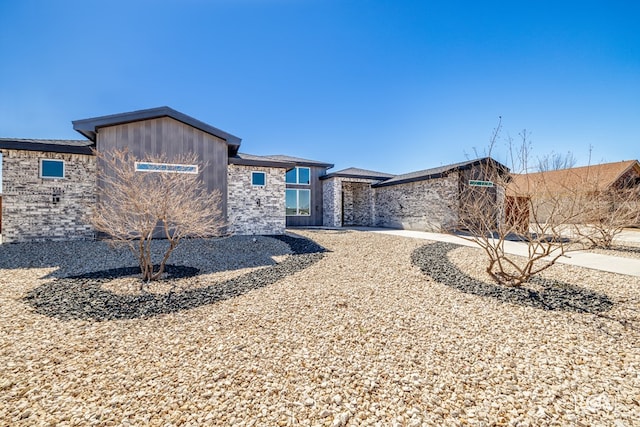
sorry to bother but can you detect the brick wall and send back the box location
[1,149,96,243]
[227,164,286,235]
[373,174,459,231]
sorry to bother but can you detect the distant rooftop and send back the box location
[508,160,640,196]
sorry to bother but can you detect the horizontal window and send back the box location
[135,162,198,174]
[286,189,311,216]
[40,159,65,179]
[286,167,310,185]
[252,171,266,186]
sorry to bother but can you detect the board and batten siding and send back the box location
[96,116,229,216]
[285,165,326,227]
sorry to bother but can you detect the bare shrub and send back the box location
[90,149,226,285]
[573,185,640,249]
[457,119,583,286]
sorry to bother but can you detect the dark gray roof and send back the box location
[229,153,295,169]
[321,167,394,181]
[0,138,94,155]
[264,154,334,168]
[72,106,242,154]
[372,157,509,188]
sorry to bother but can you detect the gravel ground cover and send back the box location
[1,230,639,426]
[588,245,640,260]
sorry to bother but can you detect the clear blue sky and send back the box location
[1,0,638,174]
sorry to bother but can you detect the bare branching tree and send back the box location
[537,151,577,171]
[90,149,226,285]
[572,179,640,248]
[457,120,584,286]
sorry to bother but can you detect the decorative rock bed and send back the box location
[1,230,639,425]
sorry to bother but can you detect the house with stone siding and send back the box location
[0,106,509,243]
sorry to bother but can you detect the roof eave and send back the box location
[321,173,392,181]
[0,140,94,155]
[229,157,295,169]
[72,106,242,148]
[372,173,445,188]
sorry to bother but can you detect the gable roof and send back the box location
[229,153,295,169]
[264,154,334,168]
[72,106,242,155]
[321,167,394,181]
[508,160,640,196]
[372,157,509,188]
[0,138,94,155]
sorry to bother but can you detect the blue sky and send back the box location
[1,0,638,174]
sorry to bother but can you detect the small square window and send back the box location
[252,171,266,186]
[40,159,65,179]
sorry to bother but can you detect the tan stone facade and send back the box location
[227,164,286,235]
[373,174,459,231]
[1,149,95,243]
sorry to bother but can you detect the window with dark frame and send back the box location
[286,189,311,216]
[285,167,310,185]
[252,171,266,186]
[40,159,65,179]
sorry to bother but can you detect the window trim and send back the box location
[286,188,311,216]
[286,166,311,185]
[251,171,266,187]
[39,159,65,179]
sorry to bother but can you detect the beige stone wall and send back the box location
[1,149,96,243]
[227,164,286,235]
[373,174,459,231]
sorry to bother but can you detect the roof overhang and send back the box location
[229,156,295,169]
[72,106,242,155]
[0,139,94,155]
[320,172,391,181]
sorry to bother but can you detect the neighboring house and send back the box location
[0,106,511,243]
[506,160,640,229]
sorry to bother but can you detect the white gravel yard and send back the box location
[1,230,639,426]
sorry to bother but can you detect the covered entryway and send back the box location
[341,181,373,226]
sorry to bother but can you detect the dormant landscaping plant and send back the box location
[90,149,226,285]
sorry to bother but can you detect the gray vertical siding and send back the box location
[285,165,326,227]
[96,116,229,216]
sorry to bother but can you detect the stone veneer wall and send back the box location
[322,177,381,227]
[1,149,96,243]
[373,173,459,231]
[342,182,374,226]
[227,164,286,235]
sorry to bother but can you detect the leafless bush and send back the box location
[573,186,640,249]
[457,120,583,286]
[90,149,226,285]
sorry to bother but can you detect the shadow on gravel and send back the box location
[597,245,640,255]
[411,242,613,314]
[23,235,326,321]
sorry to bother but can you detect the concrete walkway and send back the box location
[348,227,640,277]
